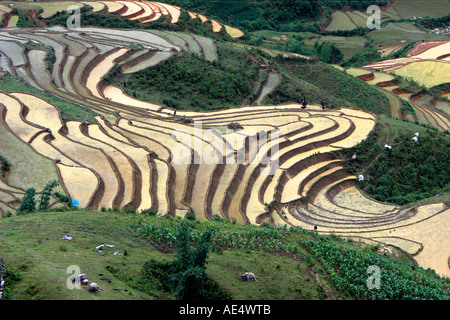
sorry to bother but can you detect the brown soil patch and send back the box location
[406,40,449,57]
[357,73,375,81]
[411,92,424,100]
[2,12,12,28]
[437,53,450,60]
[376,81,396,88]
[393,89,411,95]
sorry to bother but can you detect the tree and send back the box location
[17,188,36,213]
[317,42,344,64]
[171,221,214,300]
[39,180,59,211]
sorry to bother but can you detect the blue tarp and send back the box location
[72,199,80,207]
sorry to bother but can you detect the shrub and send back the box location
[185,211,196,221]
[0,155,10,178]
[54,192,73,208]
[17,188,36,214]
[38,180,59,211]
[171,221,215,300]
[227,122,243,130]
[141,208,158,216]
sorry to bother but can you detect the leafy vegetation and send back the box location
[341,47,383,68]
[38,180,59,211]
[339,123,450,205]
[304,236,450,300]
[106,222,232,301]
[17,188,37,214]
[171,221,230,300]
[399,98,417,118]
[1,206,448,300]
[268,59,390,114]
[315,41,344,64]
[15,9,42,28]
[0,155,10,178]
[0,262,22,300]
[417,13,450,29]
[109,49,260,110]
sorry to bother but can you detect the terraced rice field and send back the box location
[326,11,356,31]
[411,41,450,60]
[37,1,83,18]
[356,40,450,131]
[0,26,448,277]
[99,1,243,38]
[349,67,450,131]
[391,61,450,89]
[345,11,368,28]
[392,0,450,19]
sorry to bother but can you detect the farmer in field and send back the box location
[301,97,307,109]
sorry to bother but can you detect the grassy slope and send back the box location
[0,210,336,300]
[110,42,260,111]
[1,209,440,301]
[112,40,389,115]
[337,116,450,205]
[2,209,449,301]
[0,120,64,194]
[267,60,390,114]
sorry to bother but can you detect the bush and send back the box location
[0,155,10,178]
[185,211,196,221]
[38,180,59,211]
[172,221,215,300]
[17,188,36,214]
[341,130,450,205]
[227,122,243,130]
[141,208,158,216]
[54,192,73,208]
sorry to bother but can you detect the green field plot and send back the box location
[326,11,357,31]
[393,0,450,18]
[392,61,450,89]
[0,4,10,11]
[346,11,368,28]
[368,22,449,47]
[434,101,450,115]
[193,34,218,62]
[0,121,64,193]
[5,14,17,27]
[7,2,42,11]
[381,6,402,20]
[345,68,372,77]
[35,1,84,18]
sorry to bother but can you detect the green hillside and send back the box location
[109,42,390,114]
[1,209,449,301]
